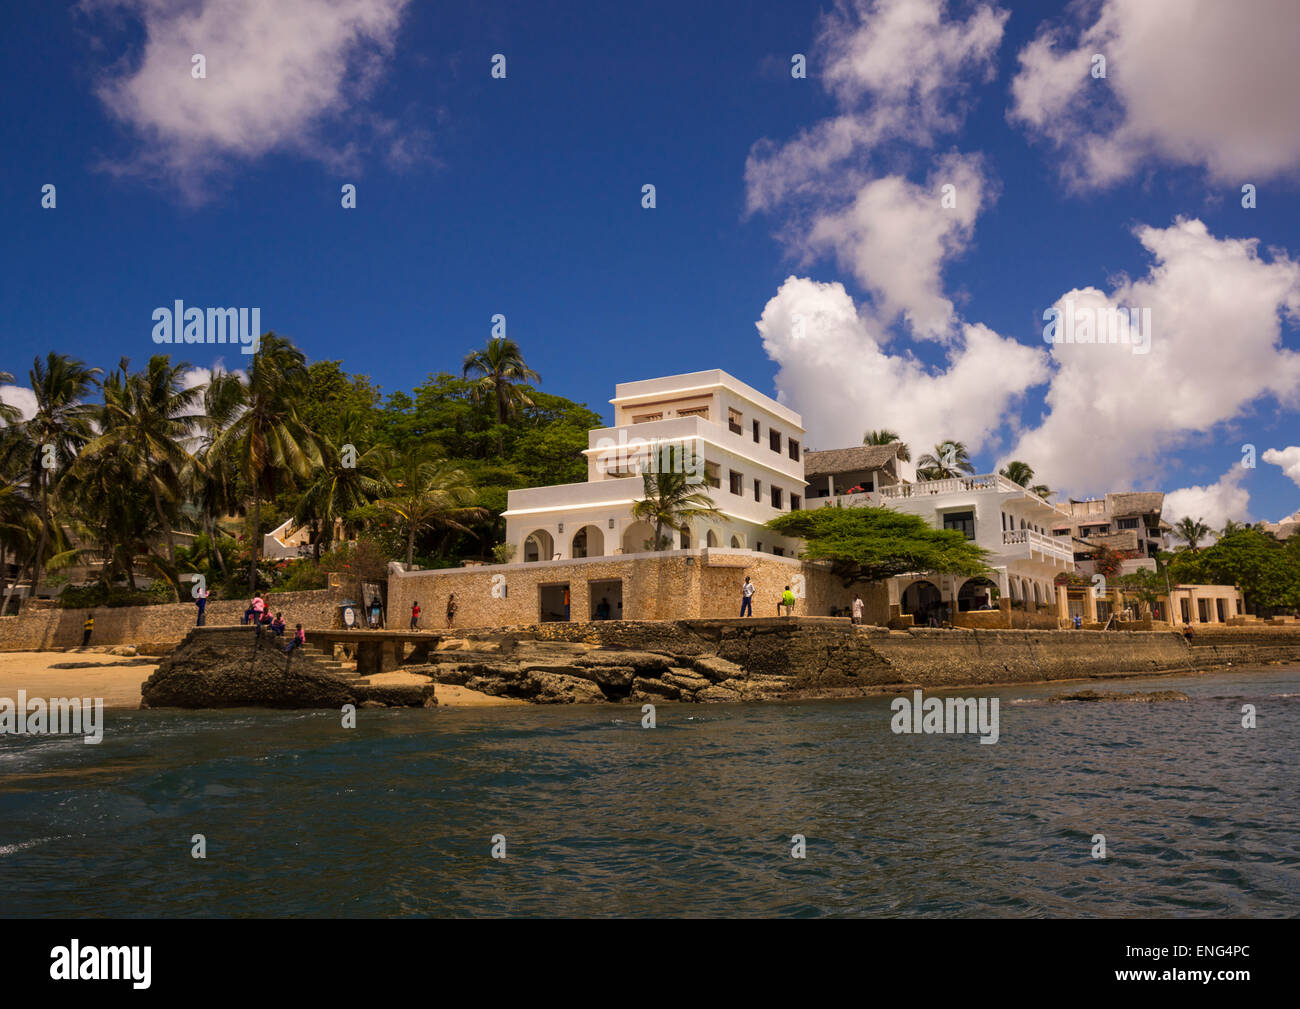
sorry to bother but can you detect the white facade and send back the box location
[503,370,808,560]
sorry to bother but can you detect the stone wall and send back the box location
[387,551,886,630]
[0,589,348,651]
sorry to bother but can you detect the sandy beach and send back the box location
[0,651,521,709]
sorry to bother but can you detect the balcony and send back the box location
[877,473,1066,513]
[1002,528,1074,563]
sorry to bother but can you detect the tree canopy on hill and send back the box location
[766,506,990,585]
[1166,527,1300,612]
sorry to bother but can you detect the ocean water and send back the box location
[1,667,1297,918]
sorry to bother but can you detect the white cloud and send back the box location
[756,275,1049,457]
[1009,0,1300,187]
[1003,218,1300,497]
[0,385,38,423]
[807,154,991,339]
[745,0,1007,212]
[1263,445,1300,490]
[1164,467,1251,533]
[87,0,412,199]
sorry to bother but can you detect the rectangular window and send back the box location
[753,419,761,442]
[678,406,708,419]
[704,461,721,489]
[773,546,784,557]
[771,487,783,509]
[1118,517,1139,529]
[728,409,743,435]
[944,510,976,540]
[754,479,762,502]
[791,493,801,510]
[788,439,800,461]
[729,471,743,495]
[632,412,662,424]
[770,429,781,452]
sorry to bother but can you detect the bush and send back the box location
[58,583,162,609]
[270,560,329,593]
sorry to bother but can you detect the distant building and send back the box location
[1259,509,1300,541]
[1053,492,1172,575]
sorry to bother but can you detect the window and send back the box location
[678,406,708,419]
[680,528,691,549]
[771,487,783,509]
[773,546,784,557]
[632,412,662,424]
[753,479,762,502]
[944,510,976,540]
[791,493,801,510]
[788,439,800,461]
[1053,528,1069,537]
[728,409,743,435]
[729,471,743,495]
[1118,517,1139,529]
[704,462,721,489]
[753,419,761,442]
[770,429,781,452]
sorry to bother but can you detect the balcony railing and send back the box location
[877,473,1068,514]
[1003,528,1073,561]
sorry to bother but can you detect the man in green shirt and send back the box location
[781,586,796,617]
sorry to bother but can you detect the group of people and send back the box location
[739,575,866,624]
[240,595,306,653]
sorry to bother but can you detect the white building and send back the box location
[501,369,1075,620]
[503,370,808,561]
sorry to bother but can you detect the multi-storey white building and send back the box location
[502,369,1076,623]
[503,370,809,561]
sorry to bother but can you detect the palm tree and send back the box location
[1220,519,1245,535]
[209,334,322,592]
[1029,483,1054,501]
[1174,516,1213,551]
[187,368,246,581]
[80,356,202,593]
[462,337,541,453]
[999,460,1035,487]
[916,440,975,480]
[295,439,393,560]
[375,450,488,568]
[0,370,21,427]
[631,468,722,550]
[12,354,102,600]
[863,428,911,461]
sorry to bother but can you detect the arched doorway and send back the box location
[621,521,656,554]
[571,524,604,558]
[958,577,998,612]
[522,529,554,563]
[1032,582,1042,606]
[706,529,719,548]
[901,579,943,625]
[730,535,742,548]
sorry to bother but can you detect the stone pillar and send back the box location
[1083,587,1098,624]
[1056,584,1070,623]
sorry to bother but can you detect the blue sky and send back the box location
[2,0,1299,528]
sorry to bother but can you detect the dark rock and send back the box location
[1048,689,1189,703]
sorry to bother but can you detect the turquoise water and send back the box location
[2,667,1298,917]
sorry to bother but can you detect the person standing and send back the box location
[781,585,796,617]
[252,594,266,634]
[195,585,210,626]
[740,576,756,617]
[851,594,864,625]
[446,593,458,628]
[410,601,421,630]
[81,614,94,648]
[369,598,381,629]
[563,586,570,621]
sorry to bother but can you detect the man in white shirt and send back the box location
[851,594,864,625]
[740,576,756,617]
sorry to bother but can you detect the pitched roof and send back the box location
[803,444,901,478]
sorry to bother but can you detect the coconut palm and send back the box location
[209,334,322,591]
[10,354,102,599]
[375,450,489,568]
[187,368,246,581]
[80,357,202,591]
[462,337,541,453]
[1030,484,1054,501]
[863,429,911,462]
[999,460,1035,487]
[631,468,722,551]
[1174,516,1213,551]
[295,439,393,560]
[0,370,21,427]
[916,440,975,480]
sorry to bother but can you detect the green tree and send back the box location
[999,460,1035,487]
[767,506,990,585]
[863,429,911,462]
[210,334,323,592]
[295,440,393,560]
[1174,516,1214,551]
[916,440,975,480]
[630,466,722,550]
[462,338,541,454]
[375,450,488,568]
[1168,527,1299,613]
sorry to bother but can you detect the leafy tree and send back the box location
[462,338,541,454]
[375,450,489,568]
[1168,527,1299,613]
[1174,516,1214,551]
[630,467,721,550]
[863,429,911,462]
[767,506,990,585]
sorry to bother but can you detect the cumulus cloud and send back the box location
[756,275,1049,456]
[1263,445,1300,490]
[1009,0,1300,187]
[1164,467,1251,533]
[807,154,992,339]
[1004,218,1300,496]
[0,385,38,423]
[86,0,413,199]
[745,0,1007,212]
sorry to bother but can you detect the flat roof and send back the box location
[610,369,803,428]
